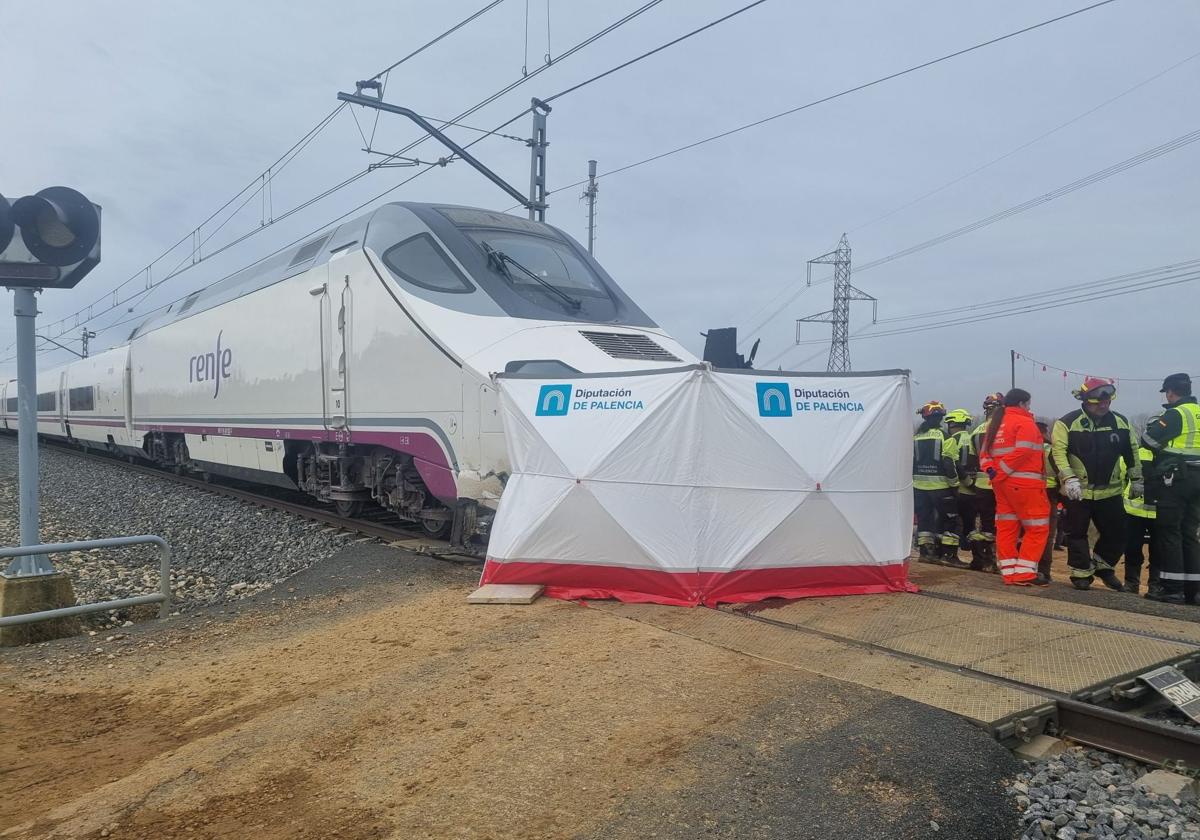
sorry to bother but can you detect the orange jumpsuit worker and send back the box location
[979,388,1049,586]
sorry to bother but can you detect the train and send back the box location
[1,202,695,544]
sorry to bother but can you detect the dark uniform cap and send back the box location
[1160,372,1192,393]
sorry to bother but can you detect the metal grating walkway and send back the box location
[591,582,1200,731]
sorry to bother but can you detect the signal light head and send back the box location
[12,186,100,266]
[0,194,12,255]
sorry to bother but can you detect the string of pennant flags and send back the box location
[1012,350,1189,389]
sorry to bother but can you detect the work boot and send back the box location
[938,544,968,569]
[1145,588,1186,605]
[1032,574,1050,587]
[1096,569,1124,592]
[1071,576,1093,591]
[968,544,987,571]
[1123,580,1140,594]
[917,544,938,564]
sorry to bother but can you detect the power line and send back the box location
[29,0,535,349]
[873,258,1200,324]
[730,48,1200,342]
[847,48,1200,234]
[24,1,662,359]
[760,259,1200,369]
[539,0,1122,201]
[33,102,347,345]
[368,0,510,81]
[541,0,772,105]
[852,127,1200,274]
[741,126,1200,344]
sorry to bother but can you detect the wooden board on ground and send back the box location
[467,584,544,605]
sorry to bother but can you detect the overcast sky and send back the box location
[2,0,1197,422]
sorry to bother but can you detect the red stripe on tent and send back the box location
[480,560,916,607]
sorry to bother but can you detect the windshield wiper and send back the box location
[482,242,581,310]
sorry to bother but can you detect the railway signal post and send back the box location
[0,186,100,641]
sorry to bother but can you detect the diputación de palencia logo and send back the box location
[756,382,865,417]
[535,384,645,417]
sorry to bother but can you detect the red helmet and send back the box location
[917,400,947,419]
[982,392,1004,412]
[1073,376,1116,403]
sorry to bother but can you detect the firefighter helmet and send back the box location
[1073,376,1116,403]
[917,400,947,419]
[982,392,1004,412]
[944,408,972,426]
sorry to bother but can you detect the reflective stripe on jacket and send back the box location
[913,427,954,490]
[970,421,992,490]
[1051,408,1140,500]
[1042,443,1058,489]
[1124,446,1157,519]
[1165,401,1200,459]
[980,406,1046,488]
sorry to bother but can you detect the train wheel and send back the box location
[335,500,364,518]
[420,517,450,540]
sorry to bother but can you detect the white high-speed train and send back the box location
[1,203,695,542]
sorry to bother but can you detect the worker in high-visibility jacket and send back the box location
[943,409,975,549]
[1140,373,1200,604]
[913,401,965,567]
[977,388,1047,586]
[1051,377,1141,591]
[966,392,1004,572]
[1035,419,1060,585]
[1123,440,1157,596]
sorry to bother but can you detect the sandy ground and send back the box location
[1,546,1019,840]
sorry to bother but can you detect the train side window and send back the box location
[37,392,56,412]
[382,234,474,294]
[69,386,96,411]
[5,397,15,413]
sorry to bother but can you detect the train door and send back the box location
[316,268,352,433]
[124,352,135,438]
[58,371,68,435]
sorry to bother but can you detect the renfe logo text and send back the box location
[190,330,232,399]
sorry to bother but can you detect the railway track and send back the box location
[726,601,1200,769]
[35,439,1200,768]
[43,440,478,563]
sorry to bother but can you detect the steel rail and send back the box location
[30,439,473,559]
[1056,699,1200,769]
[726,605,1200,768]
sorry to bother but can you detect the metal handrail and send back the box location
[0,535,171,626]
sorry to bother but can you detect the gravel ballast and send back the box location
[0,437,357,626]
[1010,744,1200,839]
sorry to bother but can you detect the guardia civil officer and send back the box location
[1141,373,1200,604]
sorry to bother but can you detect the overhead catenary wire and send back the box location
[535,0,1122,201]
[27,1,665,359]
[541,0,772,106]
[367,0,509,81]
[34,102,347,344]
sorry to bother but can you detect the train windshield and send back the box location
[466,230,609,303]
[377,204,658,327]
